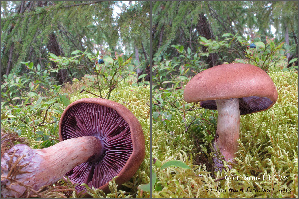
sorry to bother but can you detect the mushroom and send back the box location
[1,98,145,197]
[183,63,278,170]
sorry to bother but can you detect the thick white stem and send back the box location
[214,98,240,164]
[1,136,103,198]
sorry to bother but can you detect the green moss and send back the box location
[1,77,150,198]
[69,82,151,198]
[152,69,298,198]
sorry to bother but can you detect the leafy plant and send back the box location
[92,52,134,99]
[2,65,150,197]
[152,44,206,133]
[49,50,135,99]
[199,33,247,63]
[152,64,298,198]
[138,159,190,192]
[1,61,58,106]
[244,36,286,71]
[199,33,288,72]
[1,61,69,148]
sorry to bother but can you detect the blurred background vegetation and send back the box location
[152,1,297,66]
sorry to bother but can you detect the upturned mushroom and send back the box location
[1,98,145,197]
[184,63,278,170]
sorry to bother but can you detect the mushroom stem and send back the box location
[1,136,103,198]
[213,98,240,169]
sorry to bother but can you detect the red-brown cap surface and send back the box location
[184,63,278,115]
[59,98,145,193]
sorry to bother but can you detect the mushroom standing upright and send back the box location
[1,98,145,197]
[184,63,278,170]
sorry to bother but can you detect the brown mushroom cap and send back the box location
[59,98,145,193]
[184,63,278,114]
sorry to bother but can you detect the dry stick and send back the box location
[37,103,55,126]
[214,177,225,182]
[185,116,197,133]
[80,89,101,97]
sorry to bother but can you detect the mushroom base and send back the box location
[1,136,104,198]
[213,98,240,171]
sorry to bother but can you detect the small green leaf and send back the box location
[154,159,162,167]
[27,92,37,97]
[162,81,173,84]
[138,74,147,79]
[199,36,208,43]
[138,170,156,192]
[80,86,86,91]
[12,97,21,100]
[179,45,184,53]
[29,82,34,91]
[164,113,172,121]
[152,171,157,189]
[103,56,114,64]
[37,64,41,71]
[21,61,30,66]
[138,182,150,191]
[28,62,34,69]
[289,58,298,64]
[187,47,191,55]
[254,42,265,49]
[161,160,191,170]
[165,60,171,67]
[222,33,233,37]
[178,76,188,81]
[36,131,44,135]
[59,94,70,107]
[117,56,124,66]
[153,112,160,119]
[71,50,82,55]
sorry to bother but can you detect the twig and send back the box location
[80,89,101,98]
[214,177,225,182]
[2,1,103,21]
[37,103,55,126]
[185,116,198,133]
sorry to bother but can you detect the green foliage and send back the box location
[199,33,288,72]
[152,57,191,90]
[152,64,298,197]
[139,159,190,193]
[1,62,69,148]
[152,44,212,149]
[117,1,150,54]
[57,80,151,198]
[49,50,135,99]
[152,1,298,68]
[199,33,247,62]
[1,62,56,106]
[1,1,148,80]
[92,52,134,99]
[152,44,207,132]
[171,44,205,72]
[244,37,286,71]
[2,68,150,198]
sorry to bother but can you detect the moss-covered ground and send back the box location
[152,67,298,198]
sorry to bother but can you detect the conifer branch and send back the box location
[2,1,103,21]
